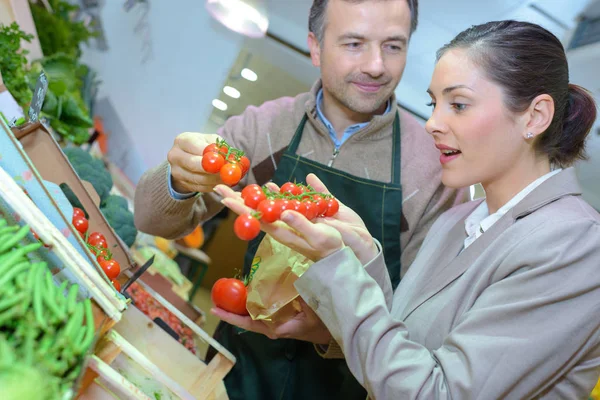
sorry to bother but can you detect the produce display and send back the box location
[202,138,251,186]
[0,217,95,400]
[234,182,340,241]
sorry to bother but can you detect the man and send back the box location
[134,0,468,398]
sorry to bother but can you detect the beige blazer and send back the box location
[295,167,600,399]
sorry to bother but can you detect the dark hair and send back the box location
[437,20,597,167]
[309,0,419,42]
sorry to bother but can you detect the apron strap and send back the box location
[391,111,401,185]
[286,114,309,154]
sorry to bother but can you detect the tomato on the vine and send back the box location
[73,207,85,219]
[220,163,243,186]
[304,200,319,220]
[324,198,340,217]
[202,152,225,174]
[204,143,228,155]
[257,199,281,223]
[73,216,89,235]
[111,280,121,292]
[88,232,108,249]
[280,182,302,196]
[239,156,251,175]
[100,259,121,280]
[234,214,261,241]
[243,190,266,209]
[312,195,328,216]
[241,184,262,199]
[211,278,248,315]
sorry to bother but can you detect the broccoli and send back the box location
[62,147,113,202]
[100,195,138,247]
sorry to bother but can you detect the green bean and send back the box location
[0,305,22,325]
[22,328,36,365]
[0,219,7,228]
[33,264,47,328]
[0,261,29,288]
[43,270,65,321]
[0,292,27,311]
[76,299,95,354]
[66,284,79,315]
[36,333,55,358]
[0,334,15,367]
[0,242,41,269]
[0,225,19,237]
[62,302,83,347]
[0,225,31,253]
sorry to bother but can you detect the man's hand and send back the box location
[167,132,224,193]
[210,297,332,345]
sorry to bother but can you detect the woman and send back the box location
[215,21,600,399]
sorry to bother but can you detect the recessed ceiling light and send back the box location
[212,99,228,111]
[223,86,240,99]
[241,68,258,81]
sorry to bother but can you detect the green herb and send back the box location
[0,23,33,107]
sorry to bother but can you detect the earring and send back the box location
[526,132,534,139]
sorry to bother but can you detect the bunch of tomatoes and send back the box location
[202,139,250,187]
[233,181,340,242]
[71,207,121,292]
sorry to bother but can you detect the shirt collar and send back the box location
[315,88,392,148]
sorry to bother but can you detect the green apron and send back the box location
[210,113,403,400]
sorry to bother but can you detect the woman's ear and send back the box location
[524,94,554,140]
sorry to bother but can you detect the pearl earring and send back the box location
[526,132,534,139]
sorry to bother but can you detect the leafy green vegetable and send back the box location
[0,23,33,107]
[63,147,113,202]
[29,0,97,59]
[101,203,138,247]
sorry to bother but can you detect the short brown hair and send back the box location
[437,20,597,167]
[308,0,419,42]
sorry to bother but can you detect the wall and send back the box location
[81,1,245,181]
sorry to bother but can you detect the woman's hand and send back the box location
[214,173,378,264]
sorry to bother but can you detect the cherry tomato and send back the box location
[241,184,262,199]
[220,163,243,186]
[203,143,228,155]
[202,152,225,174]
[211,278,248,315]
[111,280,121,292]
[291,199,304,213]
[100,259,121,280]
[73,207,85,219]
[73,216,89,235]
[88,232,108,248]
[304,200,319,220]
[234,214,261,241]
[257,199,282,223]
[244,190,267,209]
[239,156,251,175]
[324,198,340,217]
[97,247,110,263]
[280,182,302,196]
[279,199,296,213]
[312,195,328,216]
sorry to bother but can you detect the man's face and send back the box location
[309,0,412,115]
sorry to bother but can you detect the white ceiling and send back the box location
[263,0,600,210]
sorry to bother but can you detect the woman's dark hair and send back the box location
[437,20,597,167]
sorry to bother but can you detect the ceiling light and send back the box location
[241,68,257,82]
[223,86,240,99]
[212,99,228,111]
[205,0,269,39]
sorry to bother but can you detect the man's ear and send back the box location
[308,32,321,67]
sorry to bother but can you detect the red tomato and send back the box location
[233,214,261,241]
[203,143,228,155]
[291,199,303,213]
[211,278,248,315]
[244,190,266,209]
[279,199,296,213]
[88,232,108,248]
[312,195,328,216]
[257,199,281,223]
[111,280,121,292]
[324,198,340,217]
[280,182,302,196]
[100,259,121,280]
[73,216,89,235]
[202,152,225,174]
[241,184,262,199]
[304,201,319,220]
[73,207,85,219]
[220,163,243,186]
[239,156,251,175]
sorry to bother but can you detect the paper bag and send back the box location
[246,234,313,326]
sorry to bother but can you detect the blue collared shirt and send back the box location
[315,88,392,149]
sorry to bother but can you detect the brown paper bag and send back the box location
[246,234,313,326]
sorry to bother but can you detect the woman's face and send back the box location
[425,48,530,189]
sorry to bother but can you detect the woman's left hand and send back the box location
[210,298,332,344]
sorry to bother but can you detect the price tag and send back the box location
[28,71,49,123]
